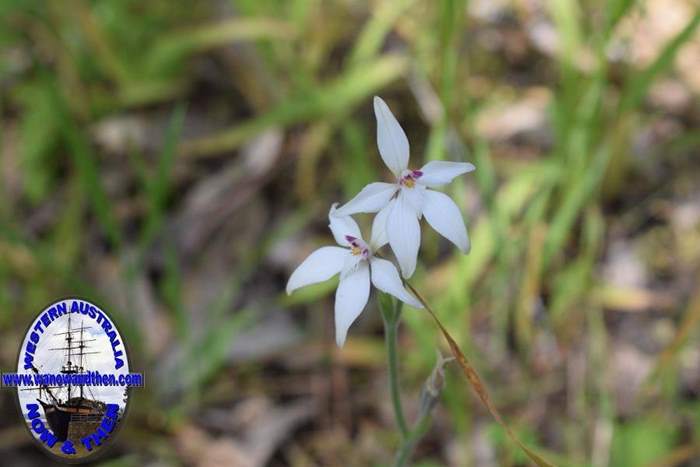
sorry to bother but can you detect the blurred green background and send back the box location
[1,0,700,466]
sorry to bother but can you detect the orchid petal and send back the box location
[286,246,348,294]
[334,182,398,216]
[342,253,363,278]
[329,203,363,246]
[370,258,423,308]
[387,193,421,278]
[374,96,409,177]
[370,199,395,250]
[423,189,470,253]
[417,161,475,187]
[400,184,426,216]
[335,261,370,347]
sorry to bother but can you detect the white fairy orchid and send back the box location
[334,96,475,278]
[286,205,423,347]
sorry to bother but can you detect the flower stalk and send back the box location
[395,350,453,466]
[379,292,454,466]
[378,293,409,439]
[394,409,432,466]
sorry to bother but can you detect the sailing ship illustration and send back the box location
[24,314,107,441]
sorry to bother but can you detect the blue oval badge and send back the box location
[4,298,143,462]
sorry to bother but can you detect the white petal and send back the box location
[370,199,395,250]
[328,203,362,247]
[417,161,475,187]
[335,261,370,347]
[286,246,348,294]
[374,96,409,177]
[387,193,421,278]
[341,253,363,278]
[422,190,469,253]
[400,185,426,216]
[370,258,423,308]
[334,182,398,216]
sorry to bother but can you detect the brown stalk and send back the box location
[404,281,556,467]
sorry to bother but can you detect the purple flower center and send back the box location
[345,235,369,258]
[400,170,423,188]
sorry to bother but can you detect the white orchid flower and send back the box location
[286,205,423,347]
[334,96,475,278]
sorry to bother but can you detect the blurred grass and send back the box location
[1,0,700,466]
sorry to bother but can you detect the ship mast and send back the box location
[79,321,85,399]
[67,313,72,401]
[50,314,98,404]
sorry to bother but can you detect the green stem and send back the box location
[380,296,409,439]
[394,412,432,467]
[379,291,440,466]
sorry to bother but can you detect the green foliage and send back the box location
[610,418,677,466]
[15,78,63,202]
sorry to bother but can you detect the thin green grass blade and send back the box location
[620,11,700,113]
[180,54,408,157]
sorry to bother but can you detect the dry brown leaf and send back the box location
[406,282,557,467]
